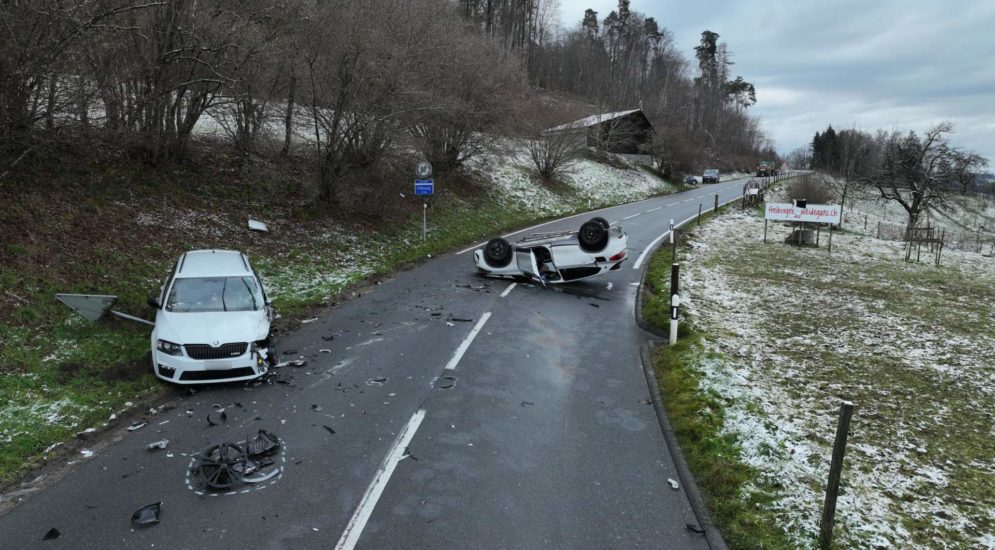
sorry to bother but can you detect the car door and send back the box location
[515,247,544,286]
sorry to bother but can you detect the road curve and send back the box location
[0,177,752,549]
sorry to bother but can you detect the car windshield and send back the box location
[704,169,718,175]
[165,276,263,313]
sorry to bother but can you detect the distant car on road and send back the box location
[473,218,628,285]
[702,169,720,183]
[683,175,699,185]
[148,250,274,384]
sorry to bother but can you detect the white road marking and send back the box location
[665,202,679,207]
[646,207,662,212]
[454,177,755,255]
[335,409,427,550]
[623,213,641,220]
[499,282,517,298]
[445,312,492,370]
[632,192,740,270]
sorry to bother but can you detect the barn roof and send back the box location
[545,109,644,132]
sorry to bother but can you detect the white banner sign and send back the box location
[765,203,842,224]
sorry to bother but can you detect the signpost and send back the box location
[413,161,433,240]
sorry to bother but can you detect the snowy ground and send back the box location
[841,181,995,253]
[0,146,674,457]
[675,191,995,548]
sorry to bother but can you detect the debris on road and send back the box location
[401,447,418,461]
[127,421,147,432]
[447,315,474,323]
[589,303,600,308]
[322,334,335,341]
[311,404,323,412]
[319,349,331,354]
[131,502,162,527]
[366,377,388,386]
[521,401,535,407]
[437,375,457,390]
[686,522,705,534]
[80,449,94,458]
[247,430,280,457]
[607,282,613,290]
[668,478,680,490]
[146,439,169,451]
[322,425,336,435]
[191,431,281,492]
[247,219,268,232]
[206,410,227,426]
[301,318,319,324]
[42,527,60,540]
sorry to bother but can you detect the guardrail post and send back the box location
[713,194,718,213]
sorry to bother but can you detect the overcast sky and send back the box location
[556,0,995,164]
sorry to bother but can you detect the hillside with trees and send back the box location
[1,0,774,200]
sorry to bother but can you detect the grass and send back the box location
[0,143,675,485]
[646,180,995,548]
[642,201,798,549]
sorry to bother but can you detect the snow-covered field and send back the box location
[676,191,995,548]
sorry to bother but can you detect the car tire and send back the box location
[484,238,513,268]
[590,216,610,229]
[578,220,609,252]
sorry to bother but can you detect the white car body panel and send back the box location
[473,225,628,284]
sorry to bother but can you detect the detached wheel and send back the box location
[484,238,513,268]
[590,217,610,229]
[578,220,609,252]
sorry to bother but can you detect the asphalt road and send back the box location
[0,176,755,549]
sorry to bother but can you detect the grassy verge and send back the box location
[641,200,798,549]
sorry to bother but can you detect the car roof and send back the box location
[176,250,253,278]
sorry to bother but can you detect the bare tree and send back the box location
[864,122,969,233]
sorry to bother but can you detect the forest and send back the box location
[1,0,775,209]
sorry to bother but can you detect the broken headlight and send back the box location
[156,339,183,356]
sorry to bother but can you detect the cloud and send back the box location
[556,0,995,161]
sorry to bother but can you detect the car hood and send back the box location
[155,309,269,345]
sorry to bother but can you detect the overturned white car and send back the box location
[473,218,628,284]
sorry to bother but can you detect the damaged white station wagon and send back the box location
[473,217,628,284]
[148,250,274,384]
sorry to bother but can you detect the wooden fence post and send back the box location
[820,401,854,549]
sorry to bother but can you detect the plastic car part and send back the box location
[577,220,609,252]
[194,443,248,490]
[484,238,513,267]
[246,430,279,457]
[590,216,610,229]
[131,502,162,527]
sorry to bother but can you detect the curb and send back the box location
[640,344,728,550]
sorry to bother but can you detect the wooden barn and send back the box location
[545,109,654,154]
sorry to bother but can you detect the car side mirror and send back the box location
[147,297,161,309]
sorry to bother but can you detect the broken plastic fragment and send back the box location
[322,425,336,435]
[685,522,705,534]
[128,421,147,432]
[207,411,227,426]
[366,377,388,386]
[131,502,162,527]
[242,468,279,484]
[43,528,60,540]
[146,439,169,451]
[247,430,280,457]
[80,449,94,458]
[248,219,268,232]
[668,478,680,490]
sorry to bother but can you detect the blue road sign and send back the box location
[414,179,434,196]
